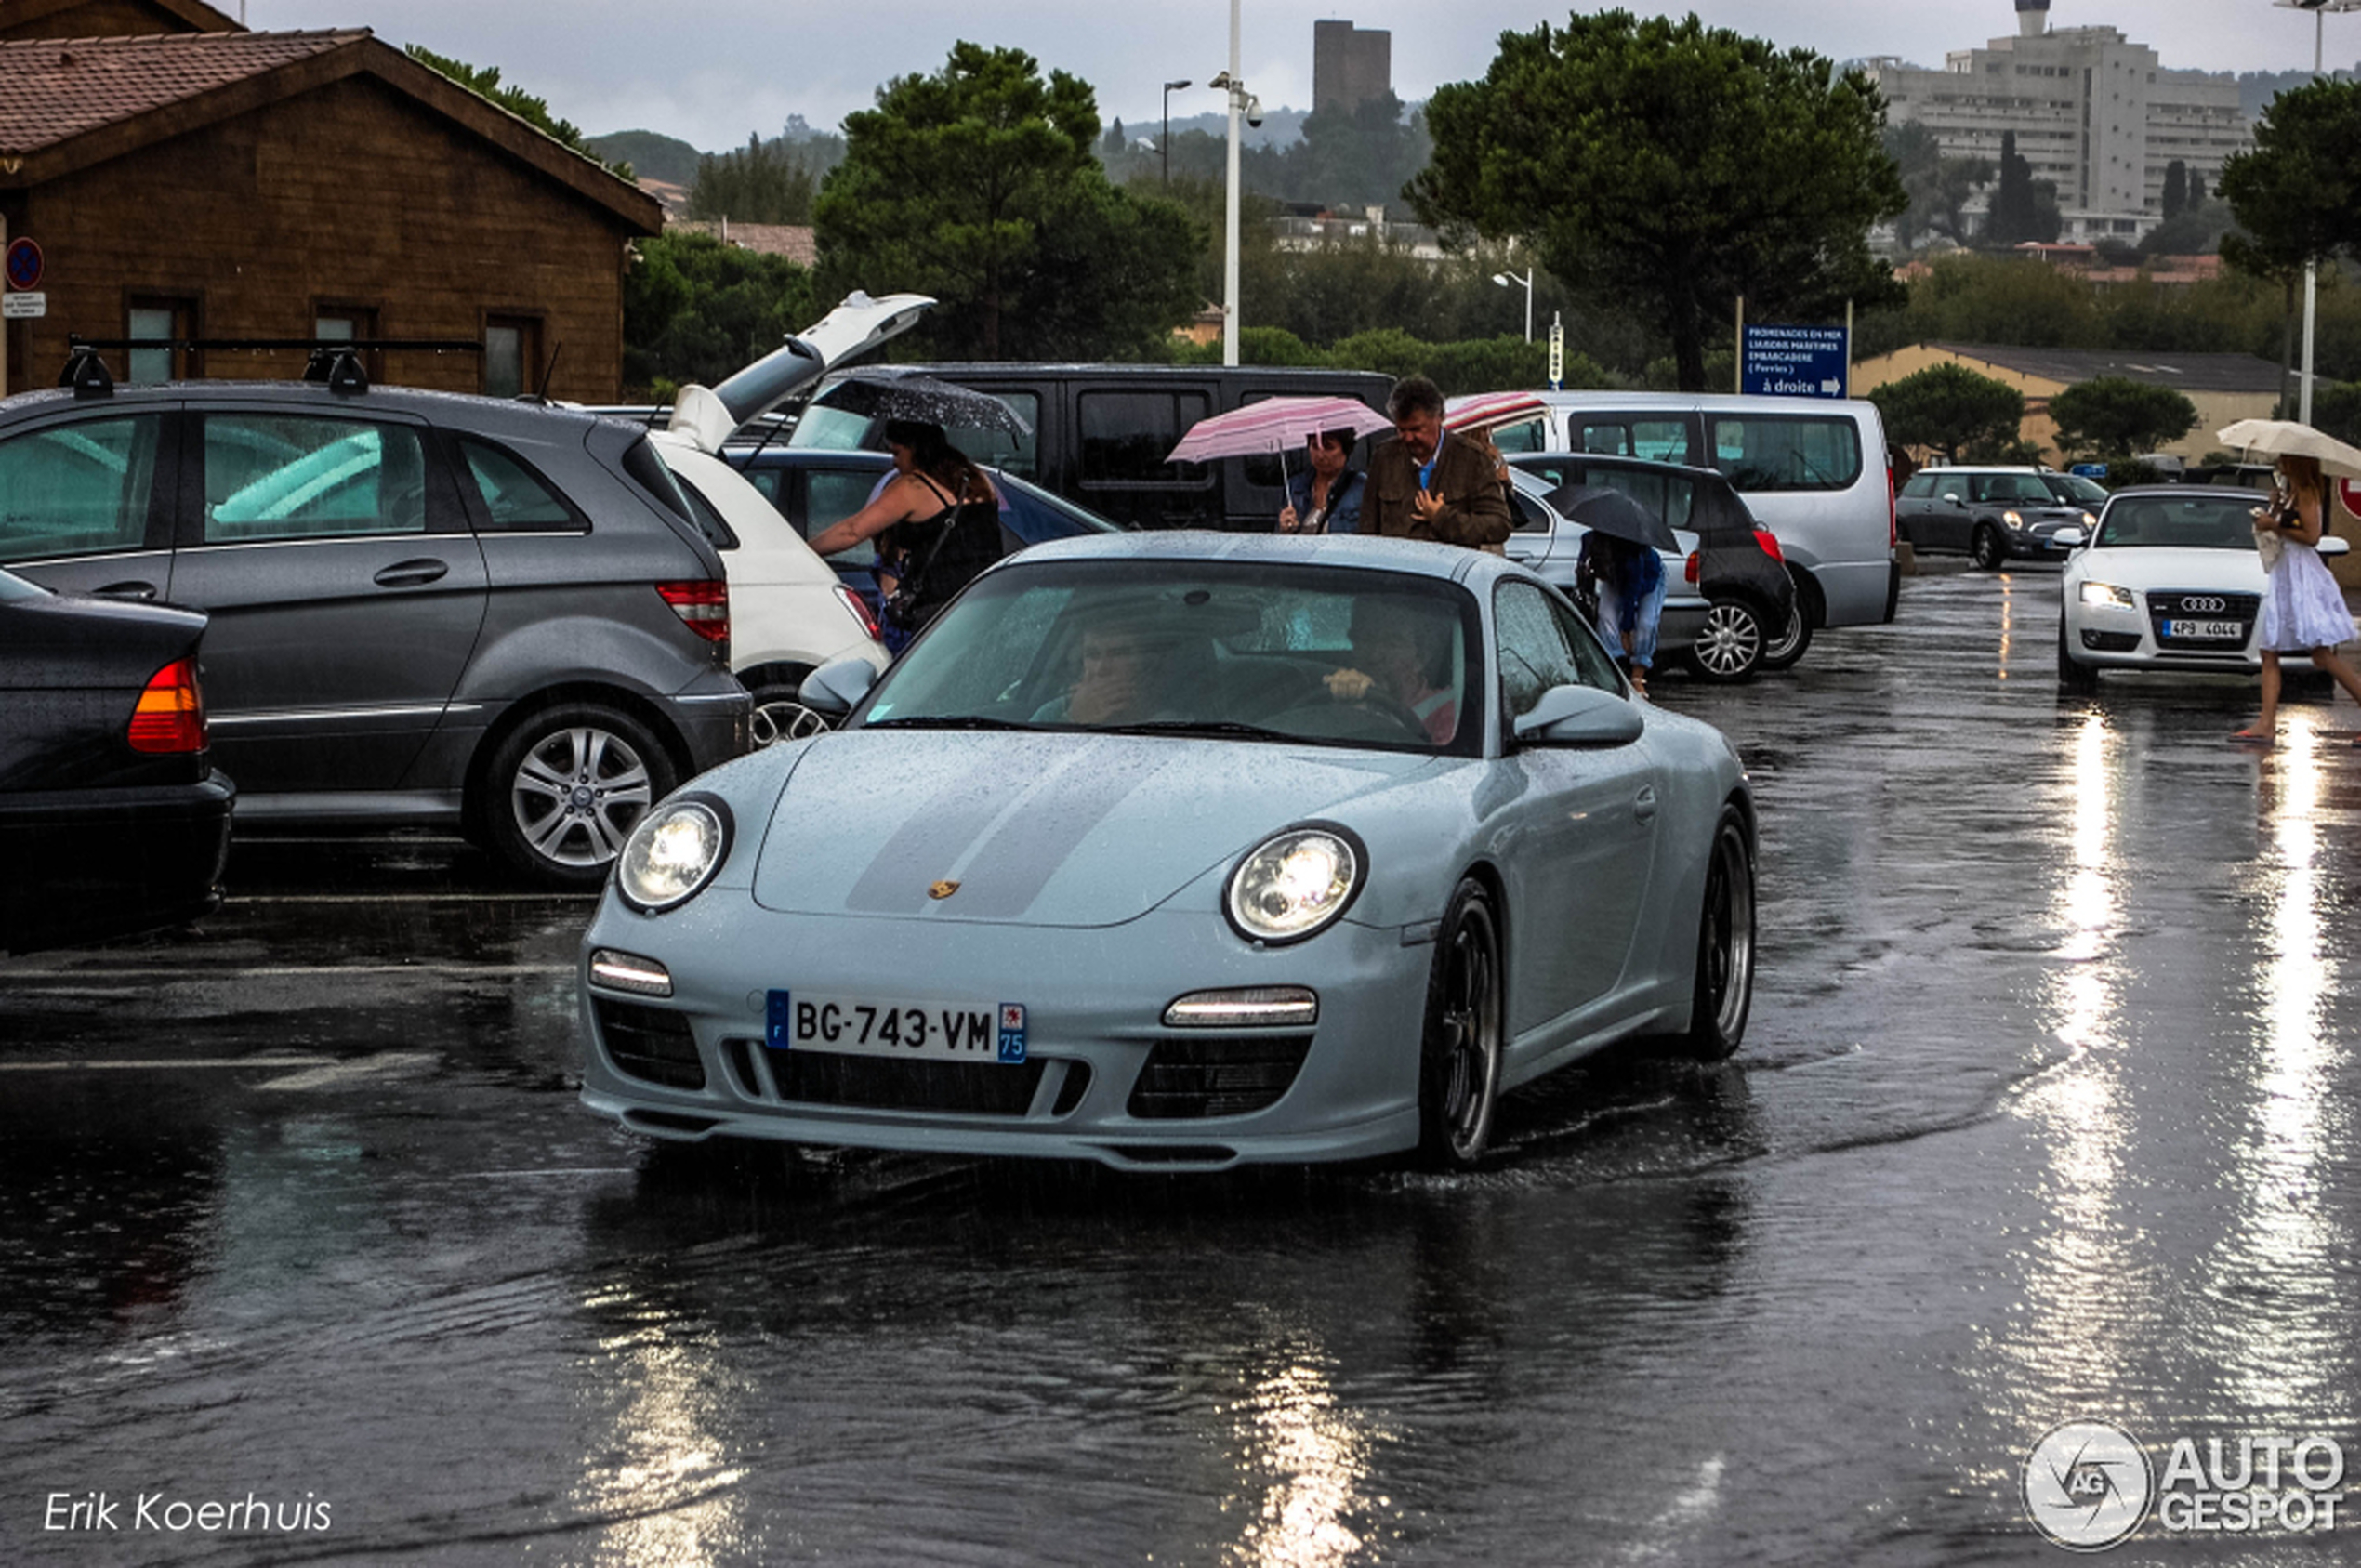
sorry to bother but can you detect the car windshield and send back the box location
[785,402,874,451]
[2093,495,2262,550]
[2045,473,2108,505]
[860,559,1483,754]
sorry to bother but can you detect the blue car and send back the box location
[576,534,1757,1172]
[725,447,1124,615]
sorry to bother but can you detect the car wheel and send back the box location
[1970,526,2007,571]
[1416,877,1505,1170]
[483,703,678,888]
[2056,618,2098,694]
[1678,807,1755,1062]
[1687,600,1765,683]
[1759,600,1814,671]
[749,682,835,748]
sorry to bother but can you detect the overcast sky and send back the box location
[235,1,2355,152]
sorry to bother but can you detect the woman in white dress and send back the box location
[2235,453,2361,744]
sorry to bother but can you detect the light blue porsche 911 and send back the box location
[577,534,1755,1171]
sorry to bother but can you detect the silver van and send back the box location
[1460,391,1899,639]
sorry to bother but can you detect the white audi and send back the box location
[2056,484,2349,692]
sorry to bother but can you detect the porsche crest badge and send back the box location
[928,879,961,900]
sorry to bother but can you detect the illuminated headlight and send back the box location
[617,795,732,913]
[2003,509,2025,530]
[1164,986,1319,1027]
[1224,826,1363,944]
[589,948,673,995]
[2080,510,2099,529]
[2079,581,2138,611]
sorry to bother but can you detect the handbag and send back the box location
[2252,503,2287,572]
[879,494,969,632]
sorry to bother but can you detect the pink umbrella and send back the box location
[1166,395,1392,465]
[1444,390,1550,439]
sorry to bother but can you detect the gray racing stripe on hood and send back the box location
[841,740,1174,916]
[943,745,1180,916]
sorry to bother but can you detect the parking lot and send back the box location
[7,565,2361,1566]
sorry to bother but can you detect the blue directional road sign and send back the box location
[1741,324,1849,400]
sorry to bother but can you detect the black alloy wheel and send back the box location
[484,702,678,887]
[1687,600,1766,683]
[1678,807,1756,1061]
[1417,878,1506,1169]
[1759,599,1814,671]
[1970,525,2008,571]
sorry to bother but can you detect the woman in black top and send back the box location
[807,419,1003,651]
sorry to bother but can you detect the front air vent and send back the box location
[1127,1034,1312,1119]
[594,998,705,1090]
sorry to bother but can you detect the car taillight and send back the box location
[127,656,205,754]
[1752,528,1785,564]
[1685,550,1702,585]
[833,584,881,642]
[657,580,730,643]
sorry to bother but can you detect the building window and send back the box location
[483,314,542,399]
[125,296,198,384]
[315,303,382,382]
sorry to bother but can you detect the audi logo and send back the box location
[2182,596,2228,613]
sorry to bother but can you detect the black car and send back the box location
[0,352,750,886]
[0,568,232,955]
[1895,467,2091,568]
[1504,453,1801,680]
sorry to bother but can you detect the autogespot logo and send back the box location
[2024,1420,2152,1551]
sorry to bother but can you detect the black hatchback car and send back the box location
[0,568,233,954]
[1504,453,1801,680]
[0,359,749,885]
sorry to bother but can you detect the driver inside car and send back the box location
[1324,603,1457,744]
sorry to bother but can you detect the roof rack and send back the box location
[59,336,484,400]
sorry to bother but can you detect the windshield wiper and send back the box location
[863,715,1035,731]
[1094,719,1294,742]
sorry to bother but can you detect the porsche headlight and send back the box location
[617,796,732,913]
[1225,827,1363,944]
[2079,581,2138,611]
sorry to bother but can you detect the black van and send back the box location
[784,362,1394,531]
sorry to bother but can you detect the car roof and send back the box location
[0,380,613,441]
[1005,529,1514,585]
[1446,389,1881,415]
[2102,485,2230,502]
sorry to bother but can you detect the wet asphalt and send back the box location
[6,564,2361,1566]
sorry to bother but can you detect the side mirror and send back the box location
[1940,492,1962,505]
[2323,536,2351,559]
[798,655,880,718]
[1511,683,1645,748]
[2053,527,2087,548]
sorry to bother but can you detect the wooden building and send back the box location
[0,27,661,399]
[0,0,238,39]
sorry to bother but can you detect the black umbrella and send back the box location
[1540,483,1680,552]
[813,368,1034,435]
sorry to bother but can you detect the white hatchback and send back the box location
[2056,485,2348,692]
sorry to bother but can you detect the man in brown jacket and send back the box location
[1361,375,1513,548]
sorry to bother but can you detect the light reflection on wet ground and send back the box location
[5,569,2361,1564]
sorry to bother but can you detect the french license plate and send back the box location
[767,991,1027,1063]
[2164,619,2244,641]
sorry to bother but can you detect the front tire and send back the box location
[1687,600,1766,683]
[749,682,835,747]
[482,703,678,888]
[2056,618,2098,693]
[1416,878,1505,1169]
[1678,808,1755,1061]
[1970,525,2007,571]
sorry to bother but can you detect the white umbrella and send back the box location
[2216,418,2361,479]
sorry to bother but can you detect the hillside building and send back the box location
[1312,20,1390,115]
[1866,0,2248,244]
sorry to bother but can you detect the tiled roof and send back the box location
[666,219,816,266]
[1927,342,2282,394]
[0,28,362,154]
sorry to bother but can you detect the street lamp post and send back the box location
[1209,0,1257,368]
[1492,268,1534,342]
[2275,0,2361,423]
[1161,79,1191,186]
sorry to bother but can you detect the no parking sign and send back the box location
[2341,477,2361,522]
[4,236,41,293]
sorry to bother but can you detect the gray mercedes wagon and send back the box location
[0,368,750,886]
